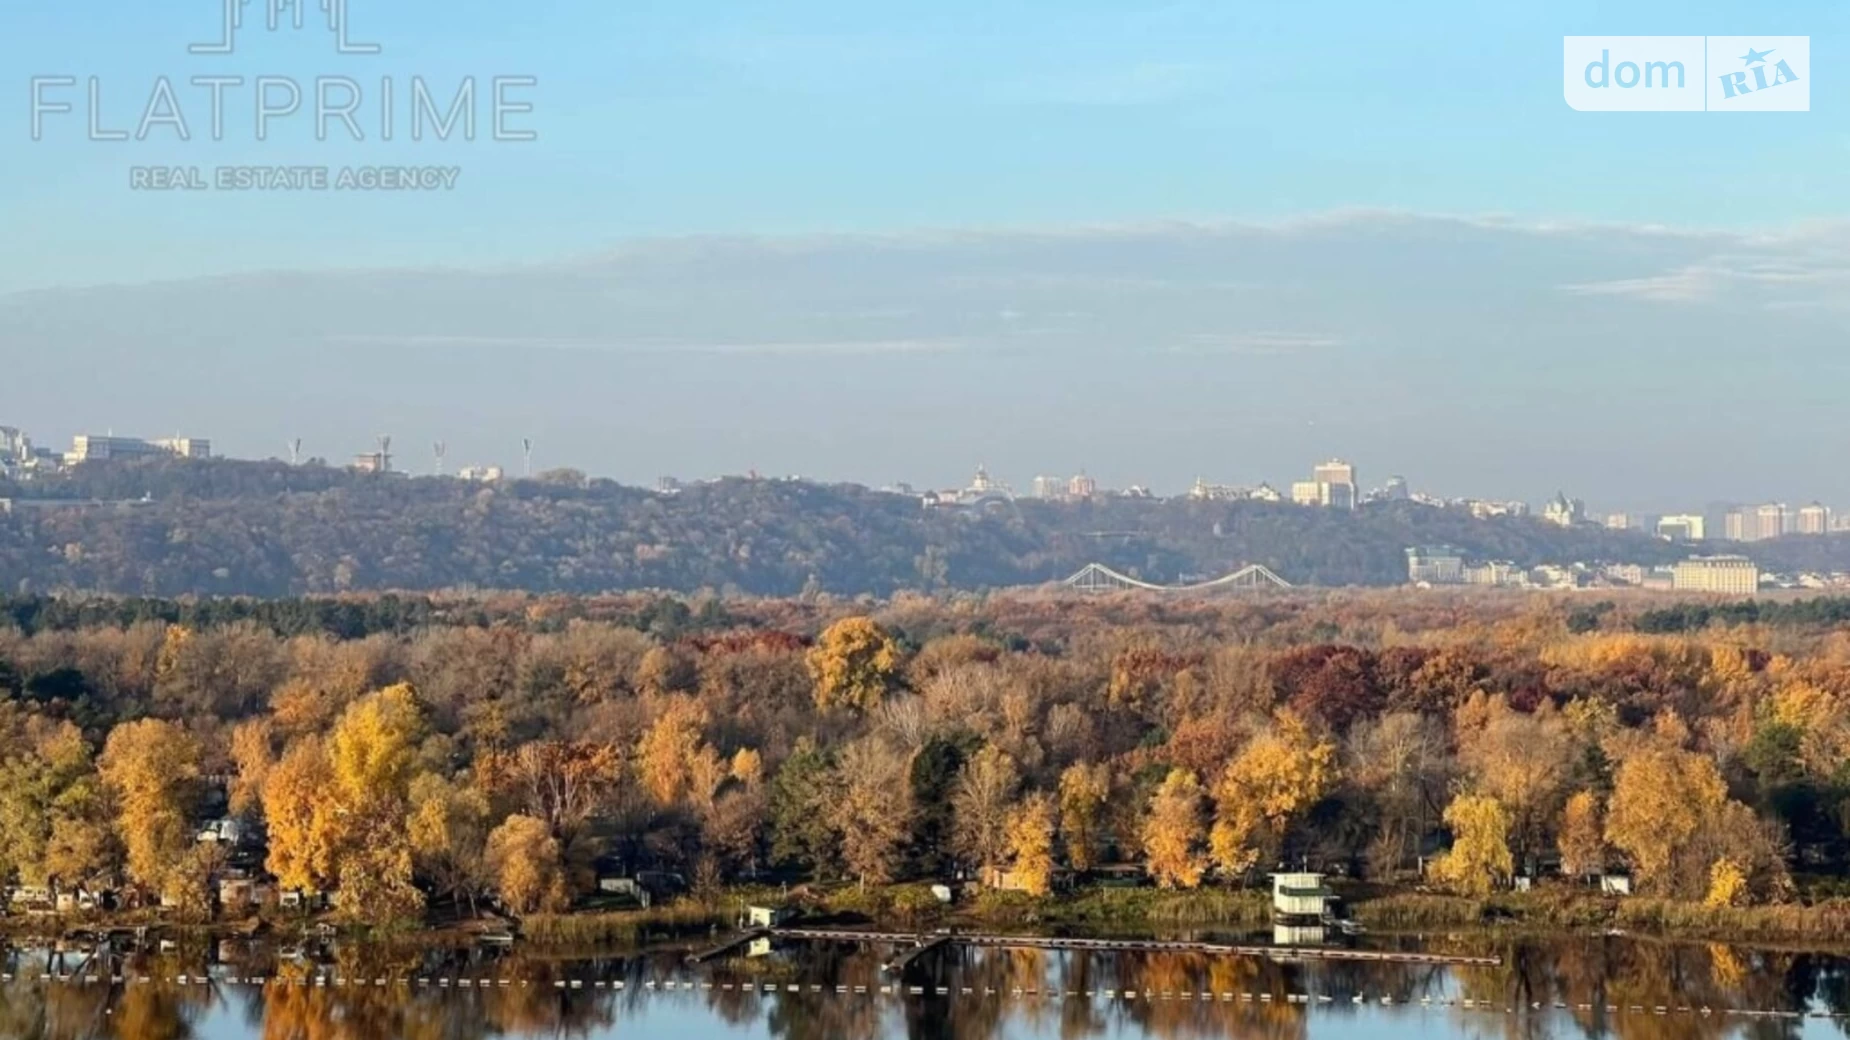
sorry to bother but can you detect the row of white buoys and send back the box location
[2,973,1840,1018]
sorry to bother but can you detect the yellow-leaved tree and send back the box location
[227,717,276,818]
[636,698,713,806]
[1430,794,1512,897]
[261,684,428,923]
[262,737,339,896]
[408,773,493,916]
[1004,792,1057,896]
[1705,858,1748,909]
[1209,711,1337,881]
[1143,769,1208,890]
[485,814,569,915]
[806,617,902,713]
[1557,790,1606,881]
[1057,762,1110,873]
[325,684,427,923]
[1605,738,1726,889]
[1454,694,1572,866]
[97,719,200,896]
[730,748,765,787]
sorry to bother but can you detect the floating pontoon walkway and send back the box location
[767,927,1500,967]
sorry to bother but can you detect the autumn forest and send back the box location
[2,588,1849,934]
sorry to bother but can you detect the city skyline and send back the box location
[5,422,1846,531]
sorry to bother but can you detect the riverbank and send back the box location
[521,883,1850,948]
[13,883,1850,949]
[1355,889,1850,943]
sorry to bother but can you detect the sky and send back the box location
[1,0,1846,511]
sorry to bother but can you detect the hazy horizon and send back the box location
[4,0,1846,515]
[5,210,1848,514]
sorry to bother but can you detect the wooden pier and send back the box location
[767,927,1500,967]
[686,929,768,964]
[881,935,951,974]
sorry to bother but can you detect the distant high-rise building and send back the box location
[1604,513,1641,531]
[1796,502,1832,535]
[1656,514,1706,541]
[1382,475,1410,501]
[1724,508,1751,542]
[1067,472,1097,499]
[1031,475,1064,500]
[1311,459,1358,511]
[1672,555,1760,595]
[1756,503,1788,540]
[1291,459,1358,510]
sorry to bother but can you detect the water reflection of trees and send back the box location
[2,935,1850,1040]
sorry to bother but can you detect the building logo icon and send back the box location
[1564,36,1808,112]
[191,0,381,55]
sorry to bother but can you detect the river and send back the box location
[4,928,1849,1038]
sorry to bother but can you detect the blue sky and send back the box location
[2,0,1845,289]
[2,1,1847,508]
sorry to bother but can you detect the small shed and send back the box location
[597,877,653,907]
[1599,874,1633,896]
[218,877,276,911]
[1271,872,1333,920]
[747,905,796,928]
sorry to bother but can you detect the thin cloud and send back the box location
[324,334,966,356]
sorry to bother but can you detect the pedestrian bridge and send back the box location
[1062,562,1294,592]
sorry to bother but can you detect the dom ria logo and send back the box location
[1716,46,1800,99]
[1564,36,1808,112]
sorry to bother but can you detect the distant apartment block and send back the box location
[460,466,505,483]
[1672,555,1760,595]
[1796,503,1833,535]
[1292,459,1358,510]
[65,434,210,464]
[1406,546,1465,585]
[1656,514,1706,541]
[1759,503,1789,538]
[1725,504,1789,542]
